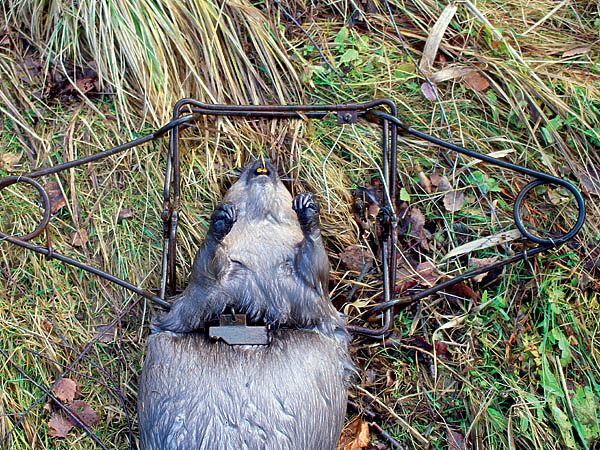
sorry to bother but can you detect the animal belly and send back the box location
[138,329,348,450]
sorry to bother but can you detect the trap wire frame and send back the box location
[0,99,587,339]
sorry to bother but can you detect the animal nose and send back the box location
[253,164,271,177]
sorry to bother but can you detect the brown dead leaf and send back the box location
[95,324,115,343]
[48,412,73,438]
[430,171,443,187]
[395,261,439,292]
[340,246,373,272]
[367,203,379,220]
[117,207,134,223]
[418,171,432,194]
[337,416,370,450]
[437,176,452,191]
[408,207,430,251]
[386,369,395,388]
[42,320,53,333]
[448,429,467,450]
[52,378,78,405]
[444,190,465,212]
[75,77,96,94]
[464,71,490,92]
[435,341,451,358]
[444,281,480,302]
[469,256,500,283]
[59,77,97,96]
[415,261,439,287]
[44,181,66,214]
[69,400,99,428]
[421,82,437,101]
[577,168,600,196]
[0,152,22,172]
[71,229,88,247]
[562,45,592,58]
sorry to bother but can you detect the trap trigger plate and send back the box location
[209,314,270,346]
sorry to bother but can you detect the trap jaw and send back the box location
[0,99,586,341]
[162,100,400,341]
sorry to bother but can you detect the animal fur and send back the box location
[138,160,351,450]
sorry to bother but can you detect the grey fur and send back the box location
[138,160,351,450]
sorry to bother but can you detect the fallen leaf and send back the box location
[52,378,78,405]
[42,320,53,333]
[340,246,373,272]
[71,229,88,247]
[59,77,97,95]
[448,429,467,450]
[469,256,500,282]
[395,261,439,291]
[562,45,592,58]
[75,77,96,94]
[444,281,480,302]
[385,369,395,388]
[68,400,99,427]
[438,176,452,191]
[337,416,370,450]
[95,324,115,343]
[421,82,437,101]
[418,171,432,194]
[419,3,458,74]
[444,190,465,212]
[0,152,22,172]
[430,171,443,187]
[431,66,477,83]
[44,181,66,214]
[414,261,439,287]
[577,168,600,196]
[117,207,134,223]
[408,207,429,251]
[367,203,379,220]
[435,341,451,358]
[443,229,522,261]
[48,412,73,438]
[463,71,490,92]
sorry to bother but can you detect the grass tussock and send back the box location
[1,0,600,449]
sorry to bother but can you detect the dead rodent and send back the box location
[138,159,352,450]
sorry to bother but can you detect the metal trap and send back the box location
[0,99,586,339]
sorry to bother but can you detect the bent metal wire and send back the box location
[0,100,586,338]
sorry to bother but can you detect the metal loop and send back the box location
[514,179,586,245]
[0,176,51,241]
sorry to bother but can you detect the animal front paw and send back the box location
[292,192,320,235]
[210,203,237,241]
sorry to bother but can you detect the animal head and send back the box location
[222,159,296,223]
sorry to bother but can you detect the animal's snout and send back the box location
[248,160,276,181]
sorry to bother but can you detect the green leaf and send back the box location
[550,398,577,448]
[339,48,359,65]
[557,332,573,366]
[542,360,564,398]
[400,187,410,202]
[572,385,600,442]
[334,27,350,45]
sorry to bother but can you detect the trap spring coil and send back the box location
[0,100,586,337]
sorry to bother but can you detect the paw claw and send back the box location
[211,203,238,240]
[292,193,320,234]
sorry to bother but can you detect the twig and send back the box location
[356,385,429,445]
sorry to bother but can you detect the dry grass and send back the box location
[1,0,600,448]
